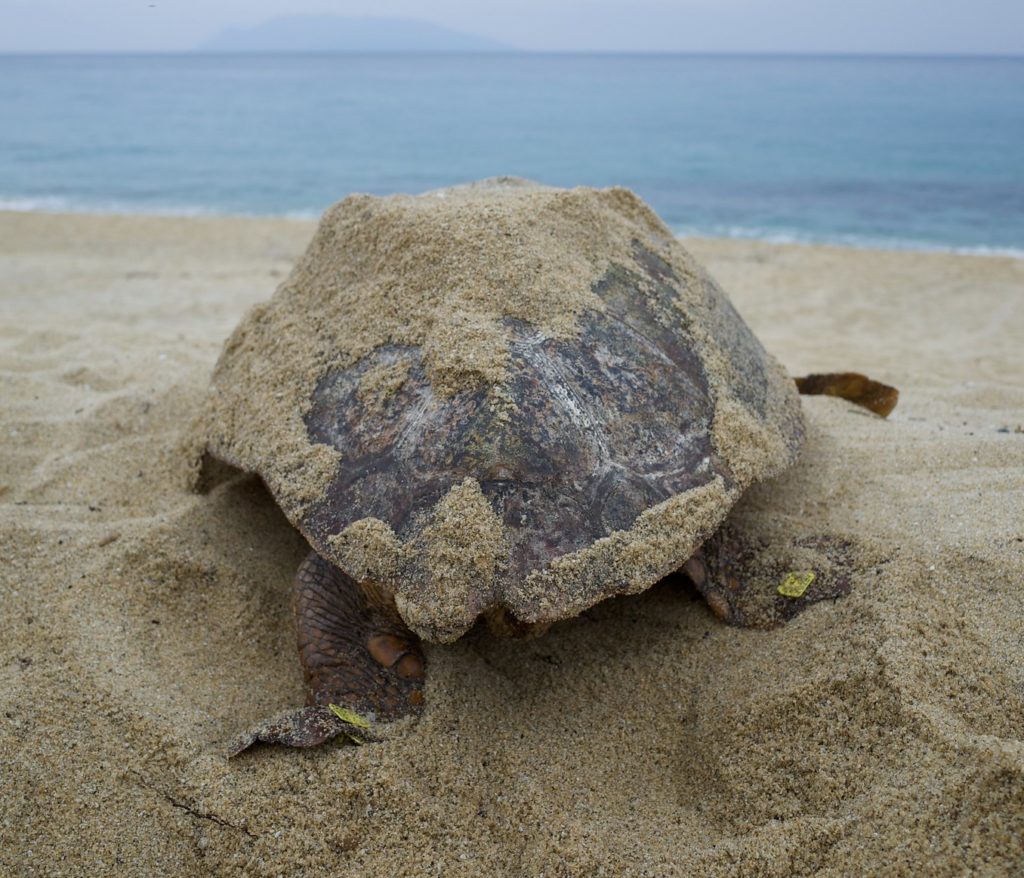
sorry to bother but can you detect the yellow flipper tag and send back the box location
[328,704,371,745]
[778,571,815,598]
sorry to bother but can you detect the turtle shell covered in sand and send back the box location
[197,179,884,752]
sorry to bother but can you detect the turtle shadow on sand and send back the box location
[188,179,896,754]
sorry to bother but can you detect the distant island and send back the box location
[198,15,511,53]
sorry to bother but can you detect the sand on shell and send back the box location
[1,209,1023,876]
[197,182,801,642]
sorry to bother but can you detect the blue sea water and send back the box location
[2,53,1023,254]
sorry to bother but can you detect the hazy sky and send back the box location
[5,0,1024,54]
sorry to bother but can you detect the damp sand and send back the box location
[1,210,1022,876]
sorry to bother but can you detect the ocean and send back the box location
[2,53,1023,254]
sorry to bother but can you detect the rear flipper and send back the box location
[795,372,899,418]
[684,527,856,628]
[230,551,424,756]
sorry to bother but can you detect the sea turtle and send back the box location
[195,179,896,753]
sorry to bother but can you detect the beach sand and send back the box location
[1,210,1022,876]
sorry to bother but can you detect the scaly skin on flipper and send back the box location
[230,552,424,755]
[795,372,899,418]
[228,704,376,756]
[294,551,425,717]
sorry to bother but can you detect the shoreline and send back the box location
[3,206,1022,260]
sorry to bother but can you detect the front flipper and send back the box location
[231,551,425,755]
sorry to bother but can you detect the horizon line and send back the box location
[3,49,1023,59]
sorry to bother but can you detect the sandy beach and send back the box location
[1,209,1022,875]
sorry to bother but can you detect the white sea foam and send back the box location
[0,195,77,212]
[1,195,1019,259]
[0,195,321,221]
[674,224,1024,260]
